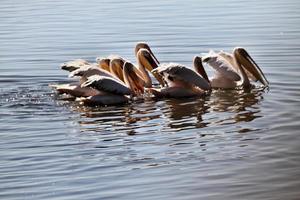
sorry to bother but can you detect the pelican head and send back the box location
[136,47,165,87]
[135,43,164,87]
[233,47,269,86]
[96,57,110,72]
[109,56,126,82]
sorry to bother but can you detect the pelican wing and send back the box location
[69,65,115,82]
[81,75,132,95]
[153,63,210,90]
[203,51,241,81]
[50,83,101,97]
[218,51,257,81]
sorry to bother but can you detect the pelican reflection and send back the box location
[162,97,210,130]
[64,87,267,134]
[209,87,266,124]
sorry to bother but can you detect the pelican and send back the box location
[148,61,211,98]
[58,62,144,105]
[79,62,146,105]
[51,60,101,97]
[134,42,165,87]
[79,77,130,105]
[53,55,129,97]
[198,47,269,89]
[50,65,116,97]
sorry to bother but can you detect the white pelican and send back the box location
[57,58,115,97]
[134,42,165,87]
[198,47,269,89]
[148,62,211,98]
[51,65,116,98]
[57,62,144,105]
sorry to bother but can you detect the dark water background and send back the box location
[1,0,300,199]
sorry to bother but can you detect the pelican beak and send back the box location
[193,56,210,84]
[123,62,145,95]
[234,47,269,86]
[110,58,125,82]
[98,58,111,72]
[137,48,165,86]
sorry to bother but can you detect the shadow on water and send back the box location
[213,87,265,113]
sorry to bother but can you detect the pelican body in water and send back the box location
[58,62,144,105]
[197,47,269,89]
[51,63,115,98]
[148,61,211,98]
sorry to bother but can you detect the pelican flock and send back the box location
[50,42,268,105]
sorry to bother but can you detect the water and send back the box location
[1,0,300,199]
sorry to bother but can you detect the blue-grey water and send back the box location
[1,0,300,199]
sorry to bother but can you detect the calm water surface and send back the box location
[1,0,300,199]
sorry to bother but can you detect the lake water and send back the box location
[1,0,300,199]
